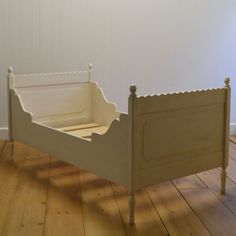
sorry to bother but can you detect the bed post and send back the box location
[128,85,137,224]
[221,77,231,194]
[88,63,94,122]
[7,67,14,159]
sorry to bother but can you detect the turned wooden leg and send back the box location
[8,140,14,159]
[128,193,136,225]
[221,167,227,194]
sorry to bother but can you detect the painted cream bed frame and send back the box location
[7,65,231,224]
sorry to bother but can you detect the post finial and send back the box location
[88,63,94,70]
[130,85,137,95]
[224,77,230,88]
[8,67,14,74]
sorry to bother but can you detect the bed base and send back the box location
[7,66,231,224]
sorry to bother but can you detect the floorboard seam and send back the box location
[0,141,7,158]
[42,155,52,236]
[0,163,20,236]
[78,168,86,236]
[197,173,236,218]
[171,179,213,236]
[144,188,170,236]
[110,182,128,236]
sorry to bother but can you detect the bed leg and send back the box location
[128,193,136,225]
[220,168,227,194]
[8,140,14,159]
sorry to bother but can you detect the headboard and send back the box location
[7,65,94,127]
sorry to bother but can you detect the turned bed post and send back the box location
[88,63,94,122]
[7,67,14,159]
[128,85,137,224]
[221,77,231,194]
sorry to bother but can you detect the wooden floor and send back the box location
[0,139,236,236]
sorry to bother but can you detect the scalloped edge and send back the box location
[13,70,89,78]
[137,87,225,100]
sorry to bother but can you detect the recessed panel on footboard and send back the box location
[135,89,226,188]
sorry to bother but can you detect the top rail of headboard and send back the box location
[135,87,227,114]
[7,64,94,89]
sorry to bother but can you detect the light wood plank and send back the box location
[229,141,236,161]
[0,141,7,158]
[228,141,236,181]
[173,175,207,189]
[146,181,210,236]
[68,126,109,138]
[174,176,236,235]
[112,184,168,236]
[0,171,48,236]
[37,163,79,179]
[0,158,20,235]
[227,158,236,183]
[198,169,236,216]
[0,140,236,235]
[0,144,49,236]
[229,136,236,144]
[44,160,85,236]
[58,123,100,132]
[80,171,126,236]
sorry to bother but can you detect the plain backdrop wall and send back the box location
[0,0,236,139]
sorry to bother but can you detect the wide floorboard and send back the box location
[0,138,236,236]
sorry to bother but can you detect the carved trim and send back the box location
[137,87,225,100]
[13,70,90,78]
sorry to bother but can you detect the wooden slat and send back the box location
[173,175,236,235]
[69,126,109,138]
[146,181,210,236]
[80,171,126,236]
[44,160,85,236]
[112,184,168,236]
[58,123,100,132]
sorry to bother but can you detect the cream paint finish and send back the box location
[7,67,230,224]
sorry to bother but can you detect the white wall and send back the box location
[1,0,236,139]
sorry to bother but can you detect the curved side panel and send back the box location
[11,91,129,187]
[91,82,120,126]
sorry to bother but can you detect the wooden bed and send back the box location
[7,65,231,224]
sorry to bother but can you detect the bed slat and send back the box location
[68,126,109,138]
[58,123,100,132]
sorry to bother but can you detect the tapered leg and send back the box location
[221,167,227,194]
[8,141,14,159]
[128,193,136,225]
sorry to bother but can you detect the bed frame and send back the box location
[7,65,231,224]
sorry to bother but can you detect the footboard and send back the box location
[129,79,231,190]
